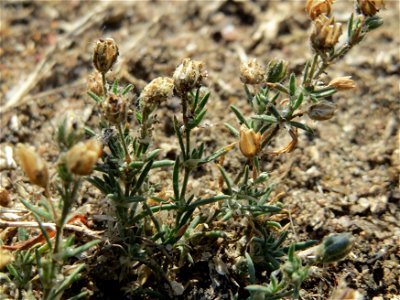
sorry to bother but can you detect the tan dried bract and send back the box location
[311,15,343,50]
[15,144,49,188]
[93,38,119,74]
[240,59,265,85]
[328,76,356,90]
[239,126,262,159]
[306,0,334,20]
[66,139,102,176]
[357,0,385,17]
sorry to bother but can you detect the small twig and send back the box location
[0,220,103,239]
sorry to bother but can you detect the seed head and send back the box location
[66,139,102,176]
[140,77,174,108]
[307,100,336,121]
[87,71,104,97]
[93,38,119,74]
[101,93,128,125]
[240,59,265,85]
[266,59,289,83]
[328,76,356,90]
[356,0,385,17]
[15,144,49,188]
[311,15,343,50]
[173,58,207,95]
[306,0,334,20]
[239,126,262,159]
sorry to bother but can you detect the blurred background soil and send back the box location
[0,1,399,299]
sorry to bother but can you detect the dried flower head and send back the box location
[173,58,207,94]
[0,187,11,207]
[101,93,128,124]
[307,100,336,121]
[266,59,289,83]
[66,139,102,176]
[306,0,334,20]
[311,15,343,50]
[87,70,104,97]
[239,126,262,159]
[328,76,356,90]
[356,0,385,17]
[141,77,174,108]
[240,59,265,85]
[15,144,49,188]
[93,38,119,74]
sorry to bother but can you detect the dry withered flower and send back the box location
[15,144,49,188]
[93,38,119,74]
[308,100,336,121]
[306,0,334,20]
[328,76,356,90]
[239,126,262,158]
[240,59,265,85]
[101,93,128,124]
[173,58,207,94]
[140,77,174,108]
[66,139,102,176]
[356,0,385,17]
[0,187,11,207]
[87,70,104,97]
[311,15,343,50]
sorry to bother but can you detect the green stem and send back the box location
[118,123,131,163]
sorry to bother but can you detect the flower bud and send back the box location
[306,0,334,20]
[316,233,354,264]
[93,38,119,74]
[140,77,174,108]
[307,100,336,121]
[57,114,85,149]
[311,15,343,50]
[15,144,49,188]
[87,71,104,97]
[101,93,128,125]
[240,59,265,85]
[66,139,102,176]
[328,76,356,90]
[266,59,288,83]
[356,0,385,17]
[239,126,262,159]
[173,58,207,94]
[0,187,11,207]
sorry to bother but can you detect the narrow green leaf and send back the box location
[187,195,230,210]
[251,115,278,123]
[112,79,119,94]
[145,149,161,162]
[348,13,354,39]
[224,123,239,138]
[194,92,210,116]
[122,84,134,95]
[20,198,51,221]
[292,92,304,111]
[288,121,314,134]
[230,105,250,128]
[243,84,253,104]
[217,165,233,195]
[132,160,154,194]
[289,73,296,96]
[152,160,175,168]
[87,91,102,103]
[62,240,100,259]
[54,264,86,297]
[245,252,256,284]
[302,61,310,85]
